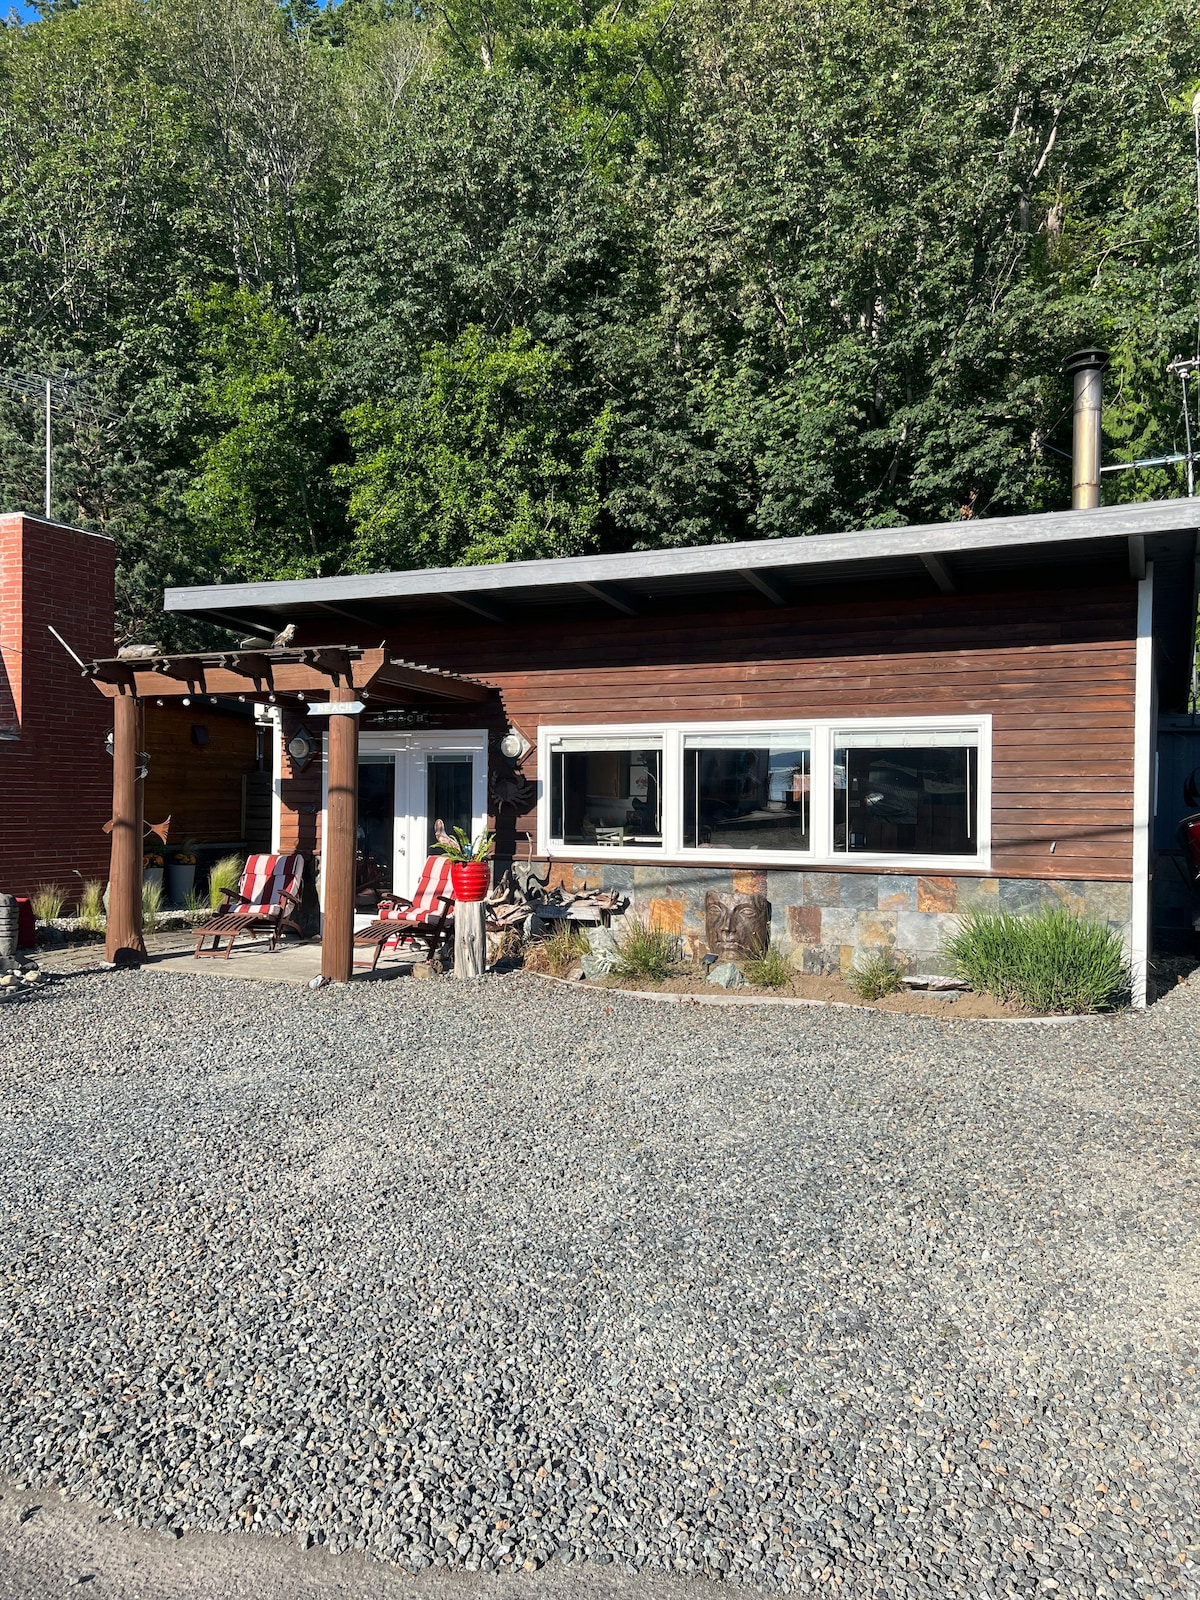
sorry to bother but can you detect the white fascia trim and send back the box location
[1130,567,1155,1009]
[270,712,282,854]
[537,715,993,871]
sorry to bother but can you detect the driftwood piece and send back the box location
[454,898,487,979]
[704,891,769,961]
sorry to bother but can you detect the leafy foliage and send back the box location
[340,328,613,569]
[942,906,1132,1014]
[0,0,1196,640]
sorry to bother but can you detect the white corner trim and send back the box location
[1130,567,1155,1009]
[270,710,283,855]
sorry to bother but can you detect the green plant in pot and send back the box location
[432,825,494,901]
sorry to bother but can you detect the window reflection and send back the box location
[551,746,662,846]
[683,742,810,851]
[834,744,976,855]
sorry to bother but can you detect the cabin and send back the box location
[135,496,1200,1008]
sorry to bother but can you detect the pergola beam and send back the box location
[85,646,386,699]
[375,660,491,702]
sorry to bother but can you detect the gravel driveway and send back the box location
[0,967,1197,1598]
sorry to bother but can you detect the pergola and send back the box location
[85,644,491,980]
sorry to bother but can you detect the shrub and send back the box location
[207,854,244,910]
[142,878,165,932]
[77,879,105,932]
[941,906,1130,1014]
[613,916,677,982]
[743,942,793,989]
[31,883,64,921]
[846,948,906,1000]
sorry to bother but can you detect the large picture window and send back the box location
[540,719,988,866]
[833,730,977,856]
[683,734,810,851]
[550,736,663,847]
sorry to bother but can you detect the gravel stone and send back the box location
[0,964,1197,1598]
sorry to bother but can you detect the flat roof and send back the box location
[166,499,1199,628]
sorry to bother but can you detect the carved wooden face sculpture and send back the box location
[704,890,769,961]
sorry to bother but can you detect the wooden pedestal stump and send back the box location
[453,899,486,979]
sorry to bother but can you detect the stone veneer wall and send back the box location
[539,863,1134,975]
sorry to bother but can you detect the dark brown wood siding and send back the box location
[291,580,1138,882]
[144,704,260,845]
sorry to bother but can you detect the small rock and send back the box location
[707,961,747,989]
[581,953,618,981]
[410,962,436,981]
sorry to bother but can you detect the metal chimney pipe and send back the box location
[1064,348,1110,509]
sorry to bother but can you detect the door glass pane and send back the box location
[356,756,394,906]
[550,746,662,846]
[833,743,977,855]
[427,756,473,856]
[683,738,810,851]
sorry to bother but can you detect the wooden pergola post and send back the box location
[321,691,359,982]
[105,693,146,965]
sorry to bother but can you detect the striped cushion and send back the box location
[378,856,455,926]
[237,853,304,917]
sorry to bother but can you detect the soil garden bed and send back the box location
[565,963,1035,1018]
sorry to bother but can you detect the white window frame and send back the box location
[537,716,992,871]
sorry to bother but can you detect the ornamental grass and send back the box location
[612,917,677,982]
[941,906,1130,1014]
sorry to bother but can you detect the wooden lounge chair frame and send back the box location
[353,857,455,971]
[194,853,305,960]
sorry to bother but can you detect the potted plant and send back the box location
[142,851,165,891]
[433,826,494,902]
[166,849,198,907]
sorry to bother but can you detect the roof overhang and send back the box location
[164,500,1200,631]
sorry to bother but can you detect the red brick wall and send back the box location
[0,514,116,900]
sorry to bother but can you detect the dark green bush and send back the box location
[941,906,1131,1014]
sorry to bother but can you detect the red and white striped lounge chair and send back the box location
[353,855,455,970]
[193,853,305,960]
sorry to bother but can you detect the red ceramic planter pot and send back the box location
[450,862,490,902]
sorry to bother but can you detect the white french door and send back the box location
[342,729,488,905]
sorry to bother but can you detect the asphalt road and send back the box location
[0,1476,710,1600]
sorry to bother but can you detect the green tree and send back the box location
[184,287,347,580]
[338,325,613,568]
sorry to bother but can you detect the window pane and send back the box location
[551,747,662,846]
[427,756,473,856]
[356,757,394,905]
[683,742,810,851]
[833,743,977,855]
